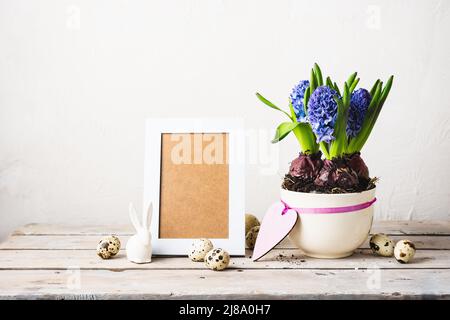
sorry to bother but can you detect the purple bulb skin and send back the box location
[314,159,359,189]
[346,153,369,180]
[289,152,323,181]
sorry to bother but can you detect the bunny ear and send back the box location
[143,202,153,230]
[129,202,141,232]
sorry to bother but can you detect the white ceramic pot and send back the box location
[282,187,376,259]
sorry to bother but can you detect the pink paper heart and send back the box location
[252,202,298,261]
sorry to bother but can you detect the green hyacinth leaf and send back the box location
[333,82,341,96]
[314,63,324,86]
[326,76,334,89]
[320,141,330,159]
[378,75,394,106]
[346,72,358,85]
[343,82,350,107]
[348,78,393,153]
[346,72,357,88]
[329,95,349,158]
[360,81,382,124]
[370,79,380,97]
[303,87,311,114]
[349,77,360,93]
[368,81,383,112]
[288,100,297,122]
[310,69,317,92]
[288,100,319,154]
[360,77,393,145]
[293,123,320,154]
[271,122,299,143]
[256,93,291,119]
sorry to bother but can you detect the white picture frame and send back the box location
[143,118,245,256]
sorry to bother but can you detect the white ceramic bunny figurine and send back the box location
[126,202,152,264]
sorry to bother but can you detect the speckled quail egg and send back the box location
[394,240,416,263]
[205,248,230,271]
[245,213,260,235]
[188,238,214,262]
[246,226,260,249]
[96,235,121,259]
[369,233,395,257]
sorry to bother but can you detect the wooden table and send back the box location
[0,221,449,299]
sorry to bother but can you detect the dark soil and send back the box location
[281,174,377,194]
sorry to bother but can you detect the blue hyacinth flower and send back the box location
[289,80,310,122]
[307,86,339,143]
[347,88,371,138]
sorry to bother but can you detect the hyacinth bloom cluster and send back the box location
[290,80,310,122]
[307,86,338,144]
[347,88,371,138]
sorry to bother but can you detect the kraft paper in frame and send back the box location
[159,133,229,239]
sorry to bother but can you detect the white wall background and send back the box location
[1,0,449,240]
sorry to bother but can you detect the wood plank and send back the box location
[1,234,449,250]
[0,235,131,250]
[12,224,134,236]
[284,236,450,250]
[0,249,448,270]
[370,220,450,235]
[0,269,448,299]
[12,220,450,236]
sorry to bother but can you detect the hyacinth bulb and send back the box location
[290,80,310,122]
[346,153,369,180]
[347,88,371,138]
[307,86,339,143]
[289,152,323,180]
[314,159,359,189]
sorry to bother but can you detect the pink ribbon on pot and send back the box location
[280,197,377,215]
